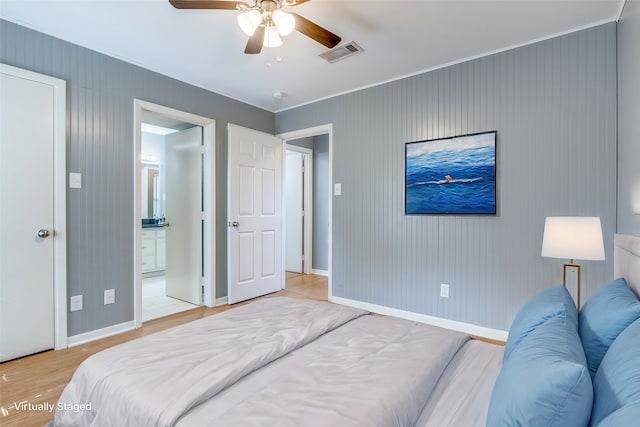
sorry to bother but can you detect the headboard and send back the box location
[614,234,640,299]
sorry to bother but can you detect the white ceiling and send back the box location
[0,0,624,112]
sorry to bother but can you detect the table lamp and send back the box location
[541,216,605,309]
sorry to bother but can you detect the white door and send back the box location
[164,126,202,305]
[0,70,56,361]
[228,124,283,304]
[285,150,303,273]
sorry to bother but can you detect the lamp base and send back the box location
[563,260,581,310]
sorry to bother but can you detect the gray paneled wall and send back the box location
[276,24,618,331]
[288,136,314,150]
[618,1,640,235]
[312,134,329,271]
[0,19,274,336]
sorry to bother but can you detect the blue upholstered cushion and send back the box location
[504,285,577,361]
[590,317,640,427]
[595,403,640,427]
[487,313,592,427]
[579,278,640,378]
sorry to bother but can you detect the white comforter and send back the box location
[54,297,367,427]
[176,315,470,427]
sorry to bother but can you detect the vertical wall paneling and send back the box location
[312,134,330,272]
[1,19,274,336]
[618,1,640,235]
[275,24,618,331]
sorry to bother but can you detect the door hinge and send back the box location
[200,145,205,154]
[201,211,205,220]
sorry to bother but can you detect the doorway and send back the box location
[278,125,333,299]
[140,121,201,321]
[133,100,216,327]
[285,146,312,274]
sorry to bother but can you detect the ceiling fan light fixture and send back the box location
[237,10,261,36]
[272,9,295,36]
[169,0,341,54]
[263,26,283,47]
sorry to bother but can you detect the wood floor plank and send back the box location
[0,275,327,426]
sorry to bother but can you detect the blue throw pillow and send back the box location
[590,317,640,426]
[487,313,592,427]
[595,403,640,427]
[579,278,640,378]
[504,285,577,361]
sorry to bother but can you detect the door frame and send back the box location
[277,124,333,299]
[0,63,68,350]
[133,100,216,327]
[285,145,313,274]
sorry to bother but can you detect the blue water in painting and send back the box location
[406,146,495,214]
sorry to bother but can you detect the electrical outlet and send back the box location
[70,295,83,311]
[69,172,82,189]
[440,283,450,298]
[104,289,115,305]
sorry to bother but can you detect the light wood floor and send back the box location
[0,273,327,427]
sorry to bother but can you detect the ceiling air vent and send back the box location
[319,42,364,64]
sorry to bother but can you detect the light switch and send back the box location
[334,183,342,196]
[69,173,82,189]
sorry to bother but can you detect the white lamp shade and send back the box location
[263,26,283,47]
[541,216,605,261]
[272,10,295,36]
[238,10,261,36]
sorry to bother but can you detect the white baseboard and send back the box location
[330,296,508,342]
[311,269,328,276]
[215,296,228,306]
[67,320,136,347]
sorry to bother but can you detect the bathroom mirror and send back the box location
[141,164,160,219]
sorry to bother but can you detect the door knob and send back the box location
[37,229,50,238]
[230,221,240,228]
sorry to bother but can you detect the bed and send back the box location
[54,234,640,427]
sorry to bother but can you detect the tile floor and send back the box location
[142,275,199,322]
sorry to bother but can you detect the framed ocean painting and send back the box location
[405,131,497,215]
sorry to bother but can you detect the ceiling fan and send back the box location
[169,0,342,54]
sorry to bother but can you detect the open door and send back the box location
[164,126,202,305]
[285,150,304,273]
[228,124,283,304]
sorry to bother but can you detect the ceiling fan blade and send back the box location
[169,0,248,10]
[291,13,341,48]
[244,26,265,54]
